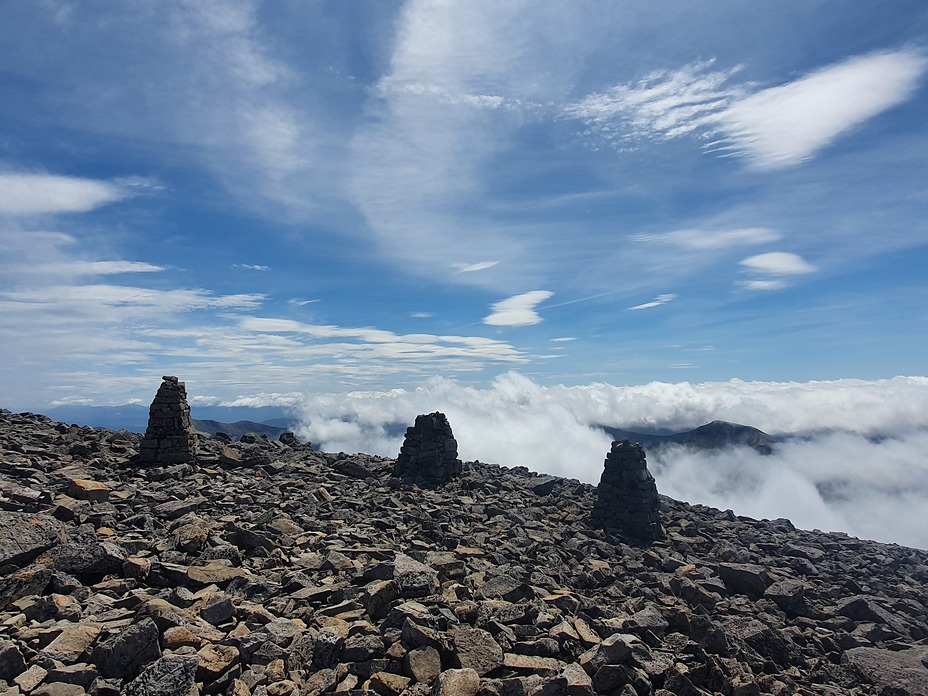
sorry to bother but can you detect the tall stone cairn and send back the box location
[393,412,462,484]
[136,376,198,465]
[592,439,663,543]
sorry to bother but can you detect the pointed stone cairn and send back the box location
[136,376,198,465]
[393,412,462,484]
[592,440,663,543]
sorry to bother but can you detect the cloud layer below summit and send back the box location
[292,372,928,549]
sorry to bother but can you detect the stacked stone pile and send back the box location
[135,376,198,466]
[393,413,462,485]
[0,408,927,695]
[592,440,663,543]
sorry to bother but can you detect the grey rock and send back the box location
[453,628,503,676]
[716,563,772,599]
[0,511,66,567]
[394,553,439,599]
[31,684,88,696]
[842,645,928,695]
[404,646,442,685]
[0,564,53,610]
[0,638,26,681]
[122,654,199,696]
[92,617,162,681]
[1,407,928,696]
[432,668,480,696]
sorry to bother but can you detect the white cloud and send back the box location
[26,261,165,276]
[296,372,612,475]
[567,58,740,137]
[19,2,326,219]
[453,261,499,273]
[189,395,222,406]
[628,293,676,311]
[651,433,928,549]
[376,78,509,110]
[484,290,553,326]
[295,371,928,453]
[291,372,928,548]
[233,264,270,271]
[567,49,928,169]
[0,173,129,215]
[740,252,816,275]
[719,50,928,169]
[220,392,305,408]
[551,337,576,342]
[347,1,579,291]
[289,299,320,307]
[238,316,528,363]
[741,279,787,292]
[411,312,433,319]
[1,285,265,316]
[636,227,781,250]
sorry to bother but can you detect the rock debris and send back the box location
[0,404,926,696]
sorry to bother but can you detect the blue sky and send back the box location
[1,0,927,410]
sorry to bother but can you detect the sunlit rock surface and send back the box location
[0,405,926,695]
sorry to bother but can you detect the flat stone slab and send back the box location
[842,646,928,695]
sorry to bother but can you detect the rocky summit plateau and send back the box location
[0,381,927,696]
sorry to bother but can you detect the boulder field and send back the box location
[0,407,926,696]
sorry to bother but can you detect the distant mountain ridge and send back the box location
[600,419,778,454]
[191,418,292,441]
[44,404,294,435]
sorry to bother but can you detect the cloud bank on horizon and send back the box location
[288,372,928,549]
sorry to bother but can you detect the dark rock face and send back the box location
[0,511,65,568]
[393,412,462,484]
[135,376,198,466]
[1,407,927,696]
[591,440,663,543]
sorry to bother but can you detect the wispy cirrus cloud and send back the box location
[741,279,787,292]
[7,260,165,279]
[484,290,553,326]
[567,49,928,169]
[628,293,677,311]
[565,59,742,142]
[2,285,264,314]
[636,227,781,250]
[375,78,510,110]
[347,1,582,291]
[239,316,526,363]
[453,261,499,274]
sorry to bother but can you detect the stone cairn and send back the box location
[136,376,198,465]
[592,439,663,542]
[393,411,462,484]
